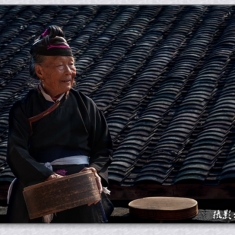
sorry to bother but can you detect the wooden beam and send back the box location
[109,182,235,201]
[2,181,235,206]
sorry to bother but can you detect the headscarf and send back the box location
[30,25,73,56]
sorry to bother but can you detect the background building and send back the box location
[1,6,235,217]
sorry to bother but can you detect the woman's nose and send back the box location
[65,65,72,74]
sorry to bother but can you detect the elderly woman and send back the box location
[6,25,113,223]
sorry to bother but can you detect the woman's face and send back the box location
[35,56,76,97]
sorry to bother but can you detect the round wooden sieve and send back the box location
[128,196,198,221]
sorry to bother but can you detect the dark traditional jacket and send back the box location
[7,88,113,187]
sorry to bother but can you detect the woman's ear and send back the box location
[35,64,43,79]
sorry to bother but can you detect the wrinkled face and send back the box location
[35,56,76,97]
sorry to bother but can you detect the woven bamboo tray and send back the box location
[128,197,198,221]
[23,171,100,219]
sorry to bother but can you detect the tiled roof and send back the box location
[1,5,235,188]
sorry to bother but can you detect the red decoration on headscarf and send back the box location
[47,44,70,50]
[41,28,49,37]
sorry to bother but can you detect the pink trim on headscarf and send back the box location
[41,28,49,37]
[47,44,70,50]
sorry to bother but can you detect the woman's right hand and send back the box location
[45,173,63,181]
[80,167,102,206]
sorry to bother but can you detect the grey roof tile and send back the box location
[1,6,235,191]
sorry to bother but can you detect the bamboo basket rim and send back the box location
[23,171,93,192]
[128,197,198,211]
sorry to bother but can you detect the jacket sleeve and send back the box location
[7,101,53,187]
[85,98,113,187]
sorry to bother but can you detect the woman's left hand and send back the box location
[80,167,102,206]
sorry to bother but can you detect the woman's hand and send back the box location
[80,167,102,206]
[45,173,63,181]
